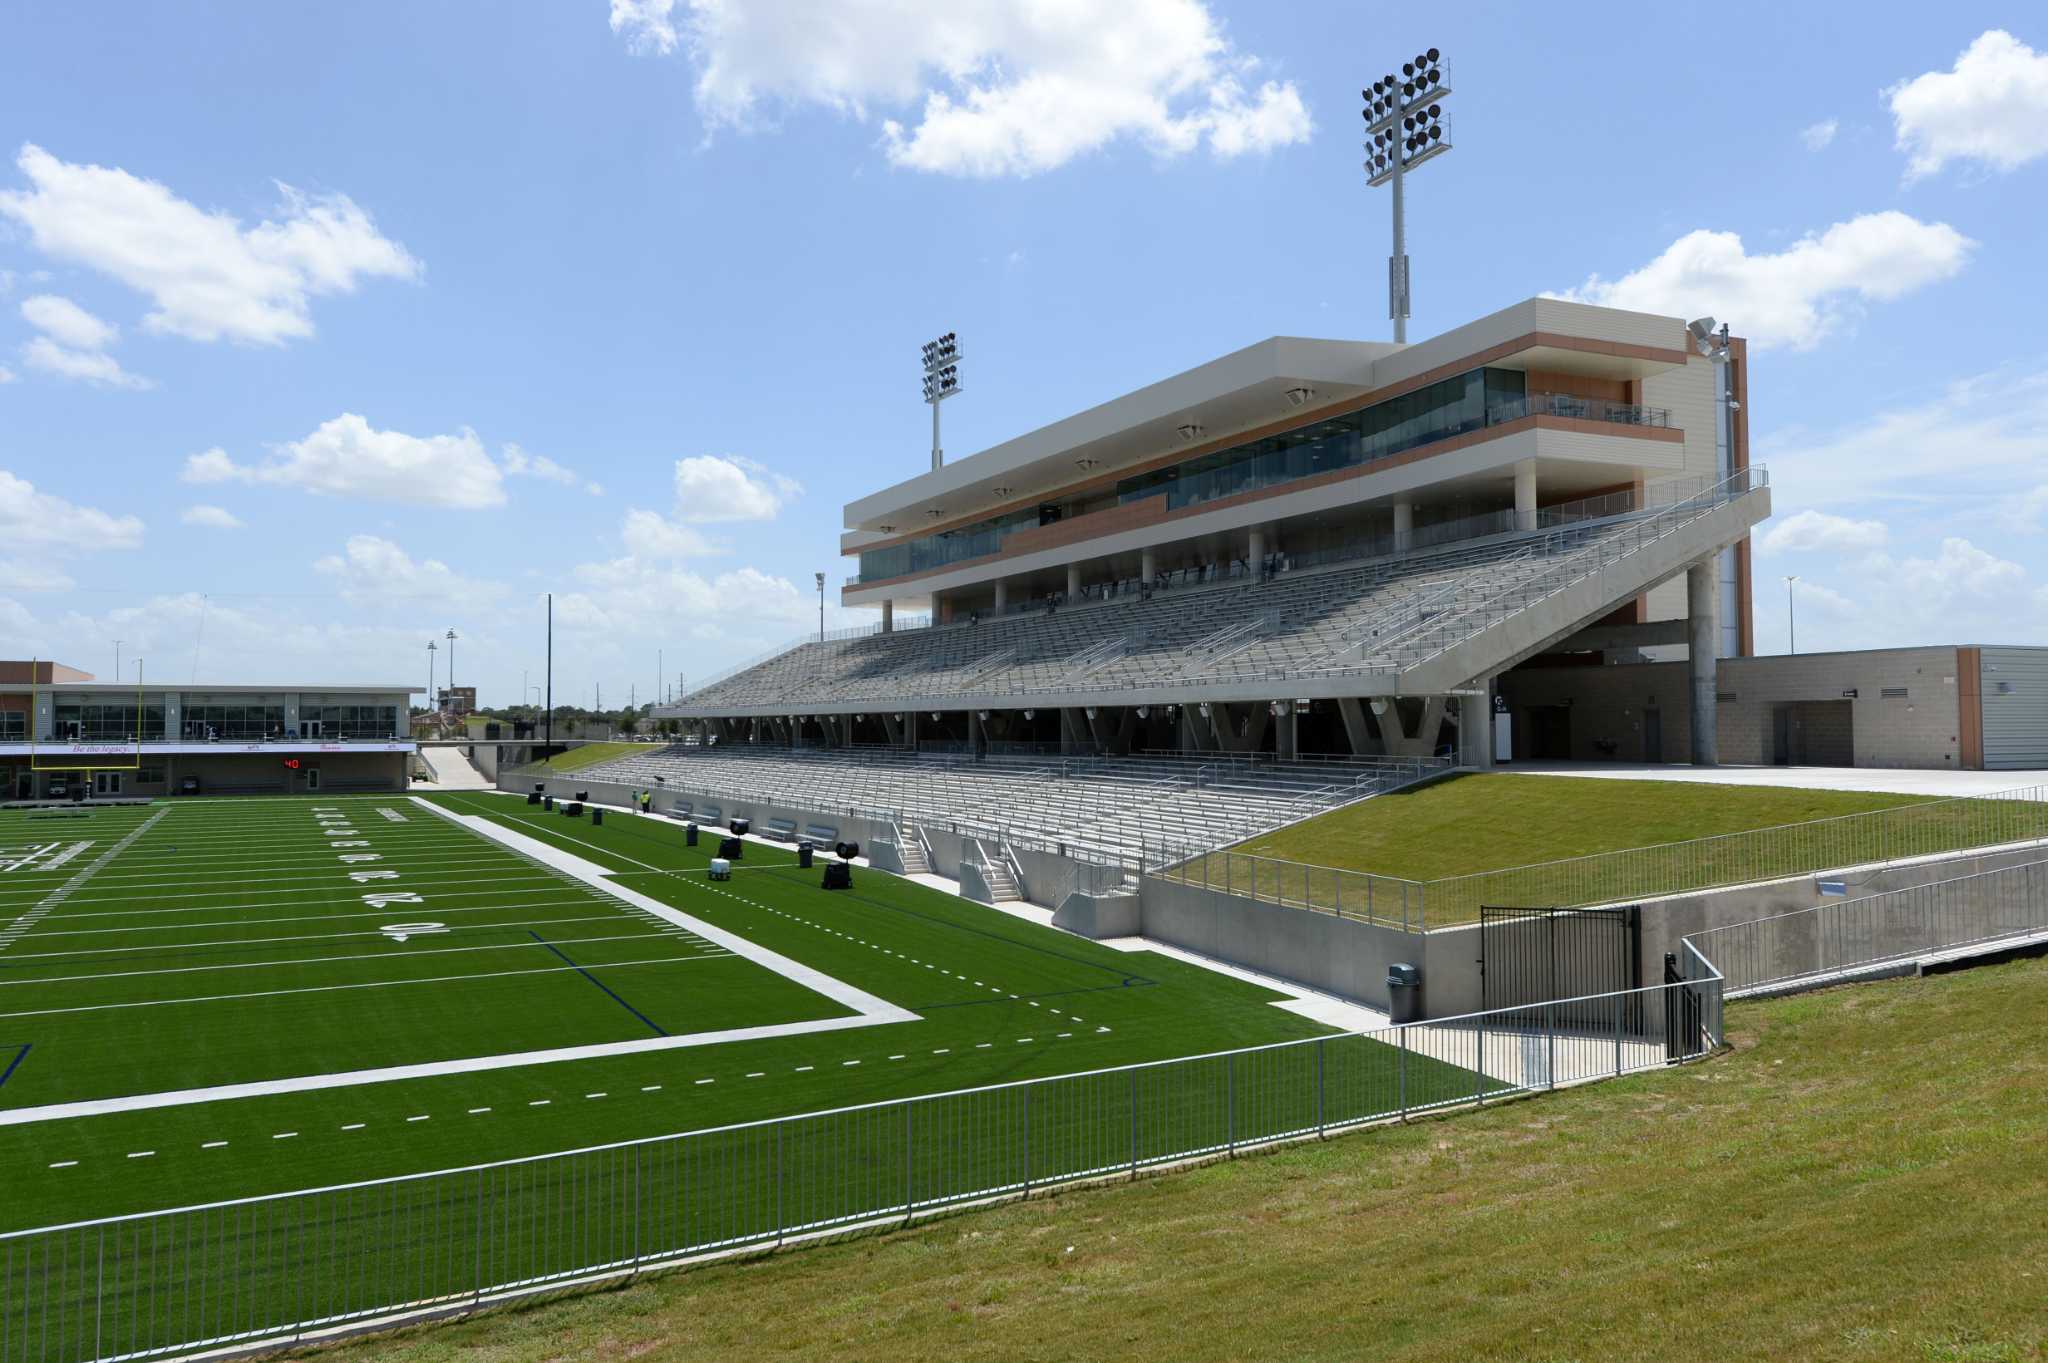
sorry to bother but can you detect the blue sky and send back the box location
[1,2,2044,707]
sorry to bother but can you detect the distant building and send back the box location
[438,686,478,715]
[1,661,422,800]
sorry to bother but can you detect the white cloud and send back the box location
[1887,30,2048,180]
[0,366,15,384]
[181,415,507,509]
[0,143,420,346]
[610,0,680,53]
[672,454,800,521]
[1757,364,2048,512]
[17,293,152,389]
[625,0,1313,177]
[1553,211,1972,350]
[20,335,152,389]
[1758,509,1889,555]
[0,469,143,550]
[1799,119,1838,151]
[20,294,115,349]
[1886,537,2028,603]
[180,503,245,530]
[0,560,75,592]
[500,442,603,496]
[2006,484,2048,534]
[313,534,504,605]
[621,507,719,558]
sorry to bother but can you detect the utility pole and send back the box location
[544,593,553,753]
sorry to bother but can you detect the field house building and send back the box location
[0,660,421,800]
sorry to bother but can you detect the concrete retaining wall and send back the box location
[1135,875,1423,1008]
[1052,891,1142,938]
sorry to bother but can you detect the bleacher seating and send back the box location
[678,513,1660,713]
[580,744,1439,866]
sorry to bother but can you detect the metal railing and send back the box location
[0,974,1719,1363]
[1157,781,2048,932]
[1684,858,2048,998]
[1487,393,1672,427]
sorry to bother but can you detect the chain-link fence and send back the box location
[0,974,1718,1363]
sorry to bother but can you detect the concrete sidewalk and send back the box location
[1501,762,2043,799]
[413,745,494,790]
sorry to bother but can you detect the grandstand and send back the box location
[661,298,1763,789]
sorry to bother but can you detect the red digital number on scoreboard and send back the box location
[282,758,302,769]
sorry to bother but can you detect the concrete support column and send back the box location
[1514,460,1537,532]
[1457,690,1497,768]
[1140,548,1157,583]
[1392,501,1414,552]
[1066,563,1081,599]
[993,580,1008,614]
[1336,696,1373,755]
[1688,561,1719,766]
[1248,527,1266,576]
[970,710,988,759]
[881,599,893,633]
[1276,702,1298,760]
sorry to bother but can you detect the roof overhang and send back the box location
[843,336,1395,535]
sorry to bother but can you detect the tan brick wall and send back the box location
[1500,647,1969,768]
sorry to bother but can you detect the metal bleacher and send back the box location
[678,476,1758,714]
[578,744,1443,869]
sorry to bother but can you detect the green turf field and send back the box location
[0,792,1372,1232]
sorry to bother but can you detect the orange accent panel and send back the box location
[1957,646,1984,769]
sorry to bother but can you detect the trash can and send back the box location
[821,860,852,891]
[527,792,541,805]
[797,841,814,869]
[718,836,744,861]
[543,795,555,812]
[591,808,604,827]
[685,822,698,847]
[731,818,751,837]
[1386,963,1422,1025]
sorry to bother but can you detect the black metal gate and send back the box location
[1479,905,1643,1030]
[1663,951,1705,1060]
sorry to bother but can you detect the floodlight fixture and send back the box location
[1284,386,1315,408]
[1176,422,1205,442]
[921,330,964,471]
[1362,45,1455,342]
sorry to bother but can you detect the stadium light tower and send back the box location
[815,572,826,643]
[426,639,437,710]
[921,331,962,470]
[445,628,458,696]
[1363,48,1452,343]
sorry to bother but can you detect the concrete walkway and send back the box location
[1501,762,2044,799]
[413,746,493,790]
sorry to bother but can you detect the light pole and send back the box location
[114,639,122,679]
[427,639,437,710]
[1784,576,1798,655]
[815,572,825,643]
[445,629,458,699]
[1363,48,1451,343]
[921,332,962,469]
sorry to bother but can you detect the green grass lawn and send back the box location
[1233,773,1930,878]
[518,741,646,774]
[0,792,1365,1233]
[311,954,2048,1363]
[1181,773,2048,926]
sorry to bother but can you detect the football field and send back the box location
[0,791,1381,1232]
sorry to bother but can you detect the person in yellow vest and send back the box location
[639,789,652,814]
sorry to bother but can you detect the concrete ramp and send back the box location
[415,745,493,789]
[1396,480,1770,696]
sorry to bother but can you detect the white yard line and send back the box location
[0,806,170,956]
[414,796,914,1026]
